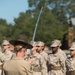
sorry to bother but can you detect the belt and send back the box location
[50,66,61,70]
[33,67,41,72]
[68,71,75,75]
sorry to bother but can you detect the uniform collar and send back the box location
[12,57,23,60]
[40,51,44,54]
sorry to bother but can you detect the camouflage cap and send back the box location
[2,40,10,46]
[51,39,61,47]
[69,42,75,50]
[30,41,38,46]
[37,41,45,46]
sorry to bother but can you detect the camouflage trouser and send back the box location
[67,71,75,75]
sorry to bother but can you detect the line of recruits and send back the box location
[0,39,75,75]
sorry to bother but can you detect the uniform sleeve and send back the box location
[21,61,33,75]
[0,52,13,62]
[59,53,67,75]
[26,63,33,75]
[44,53,48,62]
[66,58,71,71]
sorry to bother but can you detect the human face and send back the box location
[9,44,14,51]
[2,45,9,50]
[51,46,58,54]
[20,48,27,58]
[37,46,44,52]
[70,50,75,57]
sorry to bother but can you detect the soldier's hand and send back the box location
[27,58,32,63]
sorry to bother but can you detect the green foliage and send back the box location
[0,0,75,47]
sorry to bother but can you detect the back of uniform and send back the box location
[3,57,33,75]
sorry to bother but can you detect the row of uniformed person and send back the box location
[28,42,47,75]
[0,39,75,75]
[27,40,75,75]
[24,40,66,75]
[48,40,75,75]
[2,40,33,75]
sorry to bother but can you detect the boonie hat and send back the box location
[9,39,33,49]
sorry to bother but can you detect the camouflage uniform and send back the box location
[66,58,75,75]
[30,53,47,75]
[0,47,3,75]
[1,50,14,62]
[1,40,15,63]
[3,39,33,75]
[0,40,15,75]
[0,47,4,61]
[37,41,48,75]
[24,49,31,61]
[40,51,49,74]
[26,41,47,75]
[66,42,75,75]
[48,39,66,75]
[40,51,48,63]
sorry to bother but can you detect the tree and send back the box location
[0,0,75,47]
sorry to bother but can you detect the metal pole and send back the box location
[32,7,43,45]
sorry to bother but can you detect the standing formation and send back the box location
[0,39,75,75]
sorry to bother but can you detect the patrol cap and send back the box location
[2,40,10,46]
[9,39,33,49]
[51,39,61,47]
[69,42,75,50]
[37,41,45,46]
[30,41,38,46]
